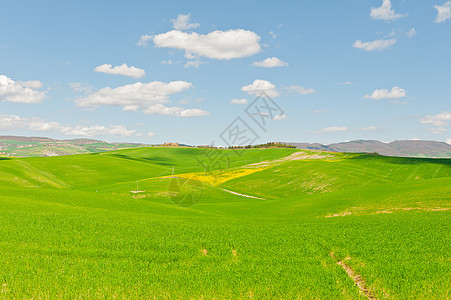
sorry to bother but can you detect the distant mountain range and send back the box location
[0,136,148,157]
[283,140,451,158]
[1,136,450,158]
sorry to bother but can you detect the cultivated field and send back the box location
[0,148,449,298]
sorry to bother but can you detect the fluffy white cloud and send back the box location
[314,126,348,134]
[241,80,278,98]
[362,126,378,131]
[406,28,417,38]
[273,114,287,120]
[364,87,406,100]
[171,13,200,30]
[339,81,353,85]
[76,80,209,117]
[447,138,451,145]
[94,63,145,79]
[0,75,46,103]
[429,127,447,134]
[353,39,396,51]
[0,114,146,137]
[435,1,451,23]
[420,111,451,126]
[253,57,288,67]
[283,85,314,95]
[370,0,407,21]
[230,98,248,104]
[151,29,261,60]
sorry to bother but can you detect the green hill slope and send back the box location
[0,148,449,298]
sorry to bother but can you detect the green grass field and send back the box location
[0,147,449,298]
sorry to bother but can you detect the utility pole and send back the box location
[261,156,263,162]
[136,180,139,192]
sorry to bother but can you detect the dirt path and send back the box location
[330,252,376,299]
[220,188,266,200]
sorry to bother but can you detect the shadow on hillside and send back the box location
[110,154,173,166]
[0,157,11,161]
[349,154,451,166]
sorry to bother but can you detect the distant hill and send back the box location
[283,140,451,158]
[0,136,149,157]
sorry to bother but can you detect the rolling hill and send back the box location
[0,147,449,298]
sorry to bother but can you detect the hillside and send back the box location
[0,147,449,298]
[285,139,451,158]
[0,135,148,157]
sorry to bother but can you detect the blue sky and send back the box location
[0,0,450,145]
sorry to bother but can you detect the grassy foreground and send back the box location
[0,147,449,298]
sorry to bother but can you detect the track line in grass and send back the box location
[432,166,442,179]
[330,252,375,299]
[219,188,266,200]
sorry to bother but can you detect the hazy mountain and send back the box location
[284,140,451,158]
[0,136,148,157]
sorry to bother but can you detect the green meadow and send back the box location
[0,147,449,298]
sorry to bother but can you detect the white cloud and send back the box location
[17,80,43,89]
[171,13,200,30]
[0,75,46,103]
[136,34,152,47]
[94,63,145,79]
[147,132,155,137]
[253,57,288,67]
[429,127,447,134]
[406,28,417,38]
[178,108,209,117]
[184,58,207,68]
[0,114,146,137]
[314,109,328,114]
[339,81,353,85]
[273,114,287,120]
[70,82,94,94]
[241,79,279,98]
[151,29,261,60]
[420,111,451,126]
[447,138,451,145]
[283,85,314,95]
[370,0,407,21]
[314,126,348,134]
[353,39,396,51]
[161,59,174,65]
[435,1,451,23]
[269,31,277,38]
[362,126,378,131]
[60,124,138,137]
[390,99,408,105]
[76,80,209,117]
[364,86,406,100]
[230,98,248,104]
